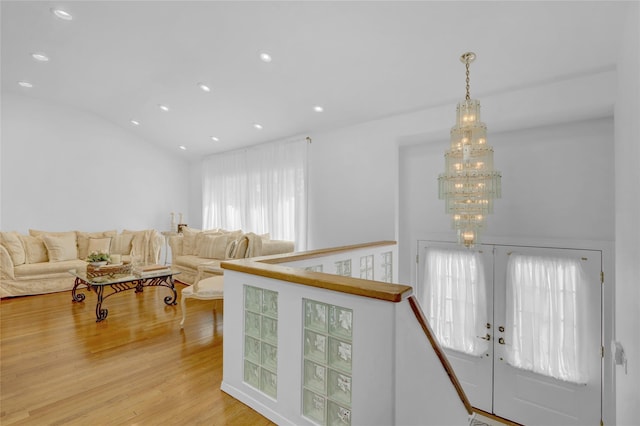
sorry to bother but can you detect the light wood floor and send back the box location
[0,282,275,425]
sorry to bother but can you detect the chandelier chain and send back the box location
[465,61,471,101]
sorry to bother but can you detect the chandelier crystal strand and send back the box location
[438,52,501,248]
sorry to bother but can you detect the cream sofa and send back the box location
[168,227,295,285]
[0,229,163,298]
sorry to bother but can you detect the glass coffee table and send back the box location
[69,268,180,322]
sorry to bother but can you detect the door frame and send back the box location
[413,234,615,425]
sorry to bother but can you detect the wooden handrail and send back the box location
[222,259,412,302]
[257,240,398,264]
[407,295,473,415]
[221,241,412,302]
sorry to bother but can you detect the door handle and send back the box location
[498,337,505,345]
[478,334,491,341]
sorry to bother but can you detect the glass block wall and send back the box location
[303,299,353,425]
[359,255,374,279]
[306,265,324,272]
[244,285,278,399]
[335,259,352,277]
[381,251,393,283]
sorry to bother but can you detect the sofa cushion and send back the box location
[19,235,49,263]
[261,240,295,256]
[233,237,249,258]
[42,233,78,262]
[1,231,26,266]
[28,229,75,238]
[174,255,218,270]
[15,259,86,278]
[87,237,112,256]
[181,227,202,255]
[111,233,134,255]
[198,234,229,259]
[77,230,117,259]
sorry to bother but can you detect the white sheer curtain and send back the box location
[202,138,307,250]
[505,254,588,384]
[422,248,488,356]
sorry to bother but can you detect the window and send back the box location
[422,248,488,356]
[505,254,588,383]
[202,138,307,249]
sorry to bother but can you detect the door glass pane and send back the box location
[505,254,588,384]
[422,248,488,356]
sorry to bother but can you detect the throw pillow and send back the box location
[233,237,249,259]
[194,230,224,255]
[76,230,117,259]
[225,239,238,259]
[42,233,78,262]
[20,235,49,263]
[181,227,202,256]
[198,234,229,259]
[87,237,112,256]
[110,233,135,255]
[0,231,26,266]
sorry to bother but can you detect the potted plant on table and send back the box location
[87,251,110,267]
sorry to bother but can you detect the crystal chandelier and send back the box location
[438,52,501,248]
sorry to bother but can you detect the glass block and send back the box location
[261,342,278,372]
[381,251,393,283]
[261,316,278,344]
[304,329,327,363]
[244,335,261,364]
[260,368,277,399]
[262,289,278,318]
[359,255,373,280]
[328,369,352,405]
[245,285,263,313]
[329,305,353,339]
[335,259,351,277]
[304,359,327,394]
[303,388,326,424]
[329,337,352,373]
[305,299,328,333]
[327,400,352,426]
[245,311,261,339]
[305,264,323,272]
[244,360,260,389]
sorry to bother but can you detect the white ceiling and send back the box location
[1,1,627,160]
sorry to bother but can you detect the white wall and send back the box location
[306,68,615,251]
[0,93,190,234]
[399,117,615,284]
[614,3,640,425]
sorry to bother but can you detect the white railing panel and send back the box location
[222,269,396,425]
[281,244,398,284]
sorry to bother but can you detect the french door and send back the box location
[417,241,602,425]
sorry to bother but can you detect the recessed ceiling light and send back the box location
[130,120,140,126]
[31,52,49,62]
[51,8,73,20]
[179,145,187,151]
[158,104,169,112]
[210,136,219,142]
[313,105,324,113]
[253,123,263,130]
[18,81,33,88]
[259,52,272,63]
[197,83,211,92]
